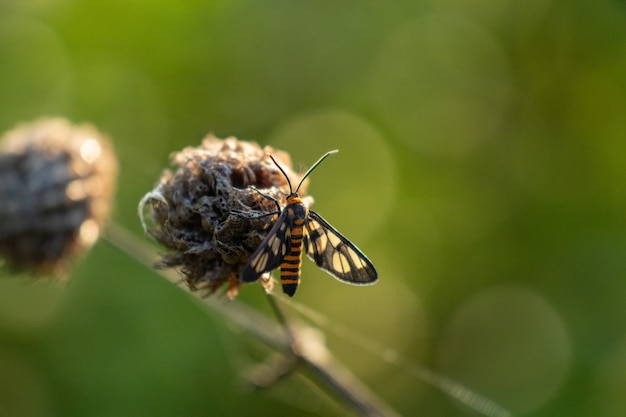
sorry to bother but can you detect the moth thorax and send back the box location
[287,195,303,205]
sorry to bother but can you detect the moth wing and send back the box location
[241,212,290,283]
[304,210,377,285]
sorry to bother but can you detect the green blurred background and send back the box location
[1,0,626,416]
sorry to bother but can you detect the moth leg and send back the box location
[231,185,282,219]
[249,185,281,213]
[231,209,279,219]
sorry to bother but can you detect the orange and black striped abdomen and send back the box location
[280,203,306,296]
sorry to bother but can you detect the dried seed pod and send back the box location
[0,117,118,276]
[139,135,309,298]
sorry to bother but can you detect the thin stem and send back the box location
[265,292,293,342]
[103,222,401,417]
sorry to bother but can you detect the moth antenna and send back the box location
[295,149,338,194]
[268,154,293,193]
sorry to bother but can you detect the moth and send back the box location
[241,150,378,296]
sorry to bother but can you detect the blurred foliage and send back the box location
[1,0,626,416]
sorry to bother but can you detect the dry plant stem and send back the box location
[265,292,400,417]
[104,222,401,417]
[280,299,513,417]
[265,292,294,342]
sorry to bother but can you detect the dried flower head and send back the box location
[139,135,309,298]
[0,117,118,276]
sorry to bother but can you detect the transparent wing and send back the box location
[304,210,378,285]
[241,211,290,282]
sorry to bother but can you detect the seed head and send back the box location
[0,117,118,276]
[139,135,309,298]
